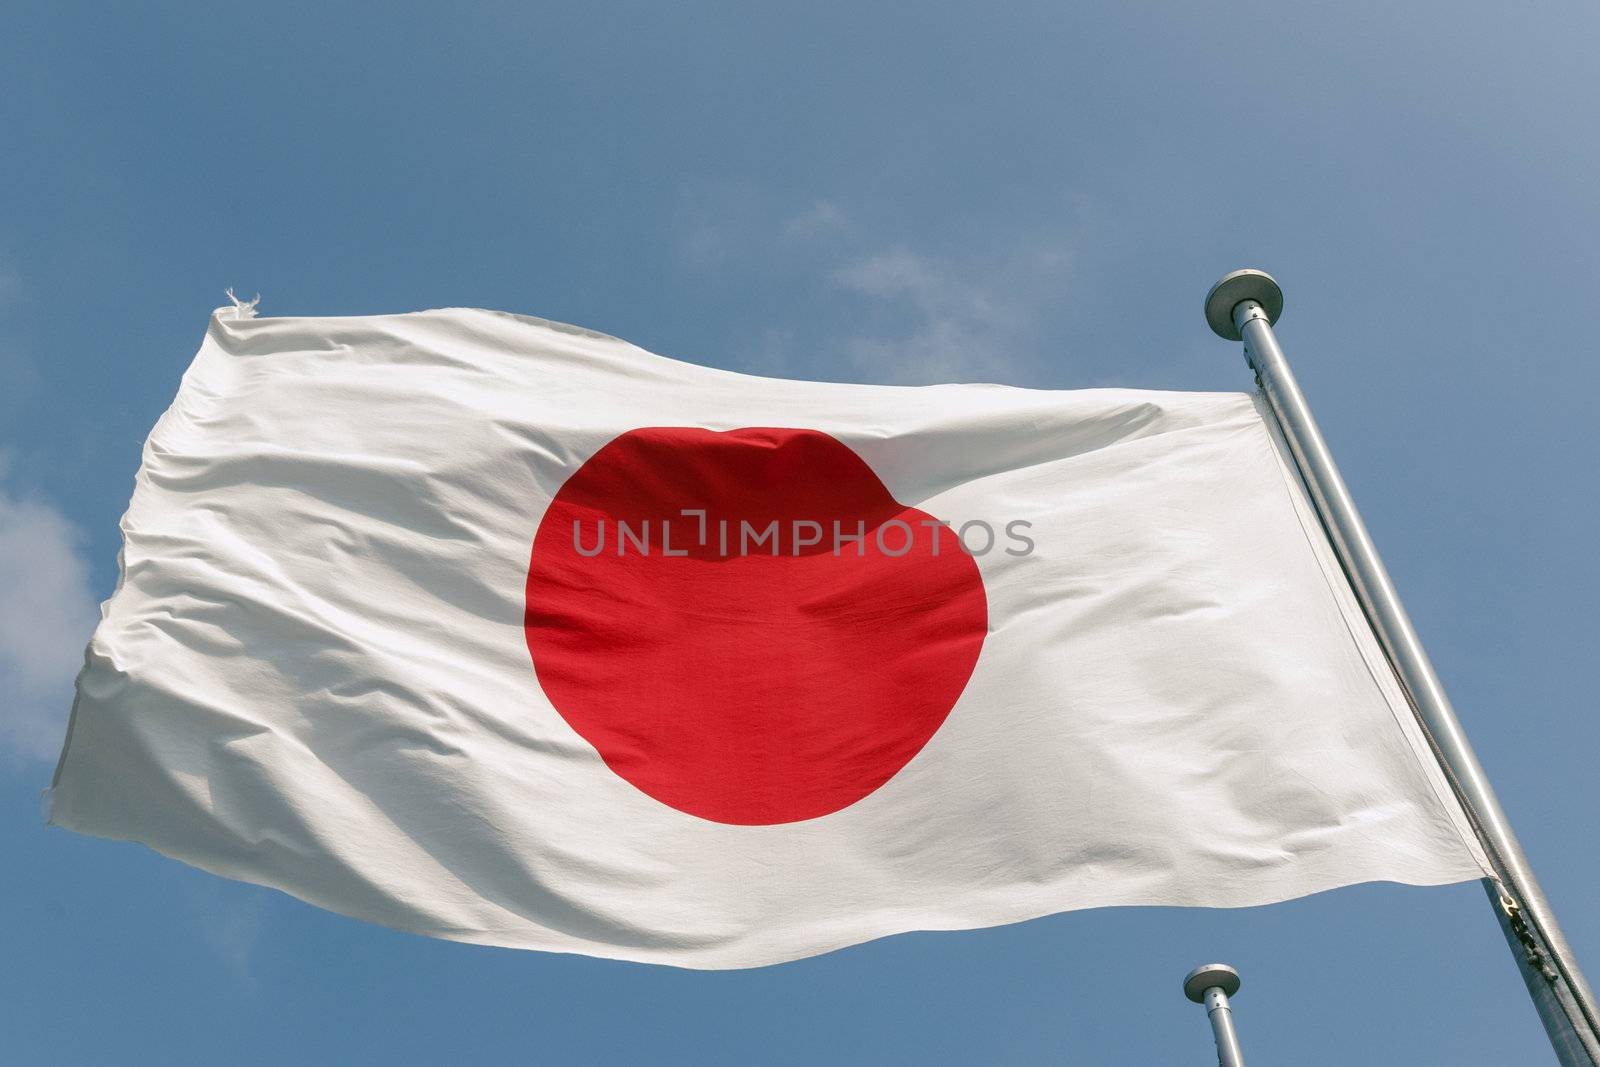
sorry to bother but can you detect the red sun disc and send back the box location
[525,427,988,825]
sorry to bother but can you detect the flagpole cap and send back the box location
[1205,269,1282,341]
[1183,963,1242,1003]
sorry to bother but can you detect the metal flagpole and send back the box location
[1205,269,1600,1066]
[1184,963,1246,1067]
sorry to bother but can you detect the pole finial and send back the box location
[1183,962,1242,1003]
[1205,269,1282,341]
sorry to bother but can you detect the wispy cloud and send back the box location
[675,191,1075,385]
[831,247,1045,384]
[0,467,98,762]
[781,199,850,241]
[188,883,267,981]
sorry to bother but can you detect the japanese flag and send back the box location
[47,305,1488,968]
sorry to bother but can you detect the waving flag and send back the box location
[47,305,1488,968]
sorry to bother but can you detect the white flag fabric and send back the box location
[48,305,1489,968]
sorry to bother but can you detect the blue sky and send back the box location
[3,2,1598,1062]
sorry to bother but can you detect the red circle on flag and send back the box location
[525,427,988,825]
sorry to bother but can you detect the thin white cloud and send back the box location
[832,246,1059,385]
[672,181,771,268]
[0,472,98,762]
[838,313,1017,386]
[674,191,1077,384]
[190,885,267,980]
[782,199,850,241]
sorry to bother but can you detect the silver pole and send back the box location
[1184,963,1246,1067]
[1205,269,1600,1066]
